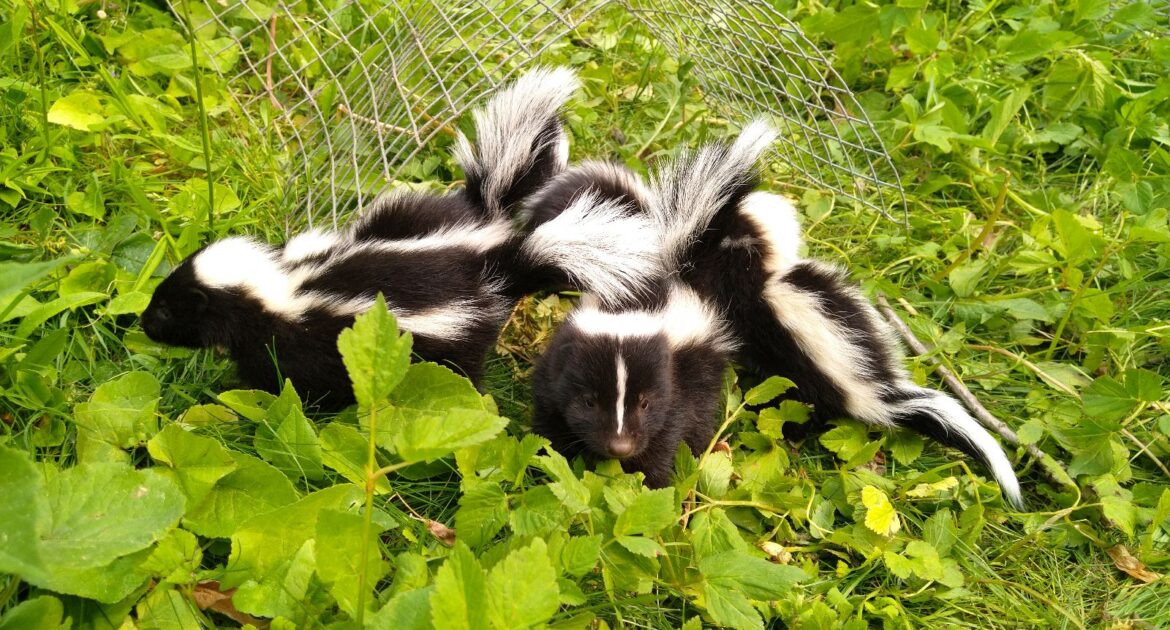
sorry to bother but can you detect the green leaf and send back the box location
[373,587,436,630]
[559,534,603,577]
[231,539,316,619]
[216,389,277,421]
[613,487,677,537]
[147,424,237,506]
[536,450,591,515]
[887,431,924,465]
[47,91,106,131]
[0,257,70,297]
[183,451,299,538]
[385,363,509,462]
[744,376,794,406]
[223,484,362,589]
[338,294,412,408]
[485,539,560,630]
[253,381,324,481]
[698,451,734,498]
[0,445,48,583]
[320,422,390,493]
[73,371,160,462]
[431,542,488,630]
[315,509,389,618]
[455,481,509,547]
[508,484,565,538]
[699,581,763,630]
[141,528,201,585]
[861,485,900,537]
[1083,376,1138,421]
[0,595,64,630]
[135,588,201,630]
[699,551,806,601]
[690,508,749,558]
[616,535,667,558]
[948,260,987,297]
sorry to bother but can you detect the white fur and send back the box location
[571,305,664,339]
[650,119,777,267]
[396,301,485,341]
[894,392,1024,509]
[575,161,652,207]
[453,66,580,218]
[661,284,736,352]
[736,192,804,273]
[193,237,312,317]
[282,229,340,263]
[615,354,628,435]
[762,275,893,427]
[355,220,513,255]
[522,192,662,305]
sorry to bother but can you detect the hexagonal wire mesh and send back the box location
[173,0,906,230]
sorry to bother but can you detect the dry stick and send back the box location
[874,294,1075,489]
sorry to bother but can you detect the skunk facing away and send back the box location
[141,67,660,409]
[529,121,1024,508]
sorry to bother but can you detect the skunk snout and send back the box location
[607,436,636,459]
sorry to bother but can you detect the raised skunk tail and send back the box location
[454,67,579,220]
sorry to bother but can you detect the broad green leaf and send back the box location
[147,424,237,506]
[536,450,591,514]
[485,539,560,630]
[223,484,362,589]
[184,451,299,538]
[14,291,107,338]
[861,485,901,536]
[455,481,509,547]
[700,550,806,602]
[698,451,733,498]
[320,422,390,493]
[34,546,154,604]
[216,389,277,421]
[315,509,389,618]
[1082,376,1137,422]
[385,363,508,462]
[73,371,161,460]
[141,528,201,585]
[699,581,762,630]
[47,91,106,130]
[430,542,488,630]
[906,477,959,498]
[232,539,316,619]
[613,487,676,537]
[744,376,794,406]
[41,463,184,570]
[338,295,412,408]
[948,260,987,297]
[254,381,324,481]
[373,587,435,630]
[135,588,201,630]
[0,445,48,582]
[690,508,749,558]
[559,535,603,577]
[819,420,870,461]
[616,535,666,558]
[0,595,64,630]
[508,484,564,538]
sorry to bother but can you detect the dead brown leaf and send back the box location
[427,519,457,546]
[194,581,270,628]
[1107,546,1162,584]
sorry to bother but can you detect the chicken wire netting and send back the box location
[170,0,906,229]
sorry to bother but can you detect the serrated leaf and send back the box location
[1082,376,1138,421]
[744,376,794,406]
[231,539,316,619]
[141,528,201,585]
[861,485,901,536]
[0,595,64,630]
[183,451,299,538]
[455,481,509,547]
[616,535,666,558]
[222,484,363,589]
[135,588,201,630]
[699,551,806,601]
[431,542,487,630]
[700,581,761,630]
[698,451,733,498]
[613,487,677,537]
[559,535,603,577]
[253,381,324,481]
[315,509,388,618]
[536,450,591,514]
[509,485,565,537]
[485,539,560,629]
[0,445,48,582]
[948,260,987,297]
[47,91,106,130]
[73,371,161,459]
[906,477,959,498]
[320,422,390,493]
[690,508,749,558]
[887,431,924,465]
[384,363,508,462]
[216,389,277,421]
[147,424,237,506]
[338,295,412,408]
[373,587,435,630]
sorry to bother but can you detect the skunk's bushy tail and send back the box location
[649,119,777,268]
[888,389,1025,509]
[522,161,651,229]
[454,67,579,220]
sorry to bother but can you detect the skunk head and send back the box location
[142,237,290,349]
[541,329,675,460]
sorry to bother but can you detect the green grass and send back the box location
[1,0,1168,628]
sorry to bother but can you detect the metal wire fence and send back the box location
[171,0,906,229]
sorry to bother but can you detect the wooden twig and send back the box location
[875,294,1076,490]
[266,15,283,111]
[337,103,414,135]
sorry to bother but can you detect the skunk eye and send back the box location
[154,305,172,322]
[640,396,650,411]
[582,395,596,409]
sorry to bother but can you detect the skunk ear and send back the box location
[188,287,209,314]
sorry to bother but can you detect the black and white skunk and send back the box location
[530,121,1024,508]
[141,67,660,409]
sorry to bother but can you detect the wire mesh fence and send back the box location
[171,0,906,229]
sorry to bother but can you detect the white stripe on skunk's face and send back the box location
[615,353,628,435]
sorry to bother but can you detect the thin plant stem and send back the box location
[181,0,216,237]
[356,403,378,625]
[24,0,53,160]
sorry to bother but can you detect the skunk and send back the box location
[530,122,1024,508]
[531,283,735,488]
[141,67,660,409]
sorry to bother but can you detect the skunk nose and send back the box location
[607,436,635,459]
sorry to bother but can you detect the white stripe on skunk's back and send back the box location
[737,191,804,273]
